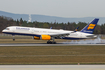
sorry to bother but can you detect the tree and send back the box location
[19,18,23,26]
[16,19,19,26]
[43,23,49,28]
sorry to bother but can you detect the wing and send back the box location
[48,32,71,39]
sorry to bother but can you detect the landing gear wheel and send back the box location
[47,41,56,44]
[47,41,52,44]
[47,41,49,44]
[13,39,15,41]
[50,41,52,44]
[52,41,56,44]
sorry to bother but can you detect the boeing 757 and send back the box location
[2,18,99,44]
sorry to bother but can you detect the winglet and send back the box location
[80,18,99,34]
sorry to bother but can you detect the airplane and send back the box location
[2,18,99,44]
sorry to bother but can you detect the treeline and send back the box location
[0,16,105,34]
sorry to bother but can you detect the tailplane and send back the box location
[74,27,79,32]
[80,18,99,34]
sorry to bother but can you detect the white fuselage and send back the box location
[2,26,97,40]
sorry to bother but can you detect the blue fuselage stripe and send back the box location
[3,32,41,37]
[3,32,86,40]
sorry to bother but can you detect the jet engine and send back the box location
[34,35,51,40]
[34,36,40,40]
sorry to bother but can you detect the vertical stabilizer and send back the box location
[80,18,99,34]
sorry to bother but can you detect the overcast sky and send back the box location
[0,0,105,18]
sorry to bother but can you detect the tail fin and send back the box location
[80,18,99,34]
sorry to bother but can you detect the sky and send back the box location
[0,0,105,18]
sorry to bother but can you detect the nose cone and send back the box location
[2,29,7,33]
[2,27,10,33]
[2,29,5,33]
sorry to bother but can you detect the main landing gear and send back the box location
[47,37,56,44]
[47,40,56,44]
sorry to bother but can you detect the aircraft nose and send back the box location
[2,29,6,33]
[2,30,4,33]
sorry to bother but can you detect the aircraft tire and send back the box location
[47,41,56,44]
[47,41,50,44]
[52,41,56,44]
[13,39,15,41]
[47,41,52,44]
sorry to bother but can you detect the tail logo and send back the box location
[87,24,96,30]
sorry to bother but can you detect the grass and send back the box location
[0,36,105,64]
[0,46,105,64]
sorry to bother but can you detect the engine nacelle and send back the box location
[41,35,51,40]
[33,35,51,40]
[34,36,40,40]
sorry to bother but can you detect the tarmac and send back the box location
[0,43,105,46]
[0,65,105,70]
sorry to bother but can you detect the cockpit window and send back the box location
[5,28,9,30]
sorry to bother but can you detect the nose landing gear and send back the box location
[12,35,15,41]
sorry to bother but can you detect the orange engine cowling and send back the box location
[41,35,51,40]
[34,36,40,40]
[34,35,51,40]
